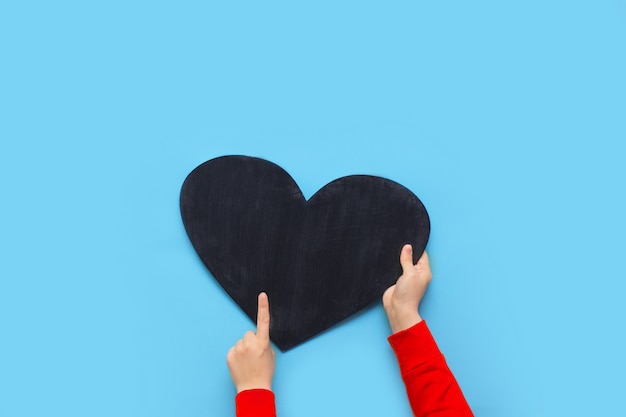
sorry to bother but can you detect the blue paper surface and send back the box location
[1,1,625,416]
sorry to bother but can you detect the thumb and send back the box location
[400,244,414,274]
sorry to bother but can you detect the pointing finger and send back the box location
[256,292,270,343]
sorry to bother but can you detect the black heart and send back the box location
[180,156,430,351]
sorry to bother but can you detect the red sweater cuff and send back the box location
[235,389,276,417]
[387,320,442,375]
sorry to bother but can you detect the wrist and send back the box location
[388,309,422,334]
[236,381,272,394]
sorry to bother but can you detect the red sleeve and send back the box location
[388,321,473,417]
[235,389,276,417]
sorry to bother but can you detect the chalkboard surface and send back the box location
[180,156,430,351]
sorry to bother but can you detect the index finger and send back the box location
[256,292,270,342]
[416,250,430,268]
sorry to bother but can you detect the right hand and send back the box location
[382,244,433,334]
[226,292,276,393]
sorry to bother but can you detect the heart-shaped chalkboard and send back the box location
[180,156,430,351]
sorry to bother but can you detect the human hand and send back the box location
[382,244,432,334]
[227,292,276,393]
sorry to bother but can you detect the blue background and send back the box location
[1,1,625,416]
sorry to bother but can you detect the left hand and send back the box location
[226,292,276,393]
